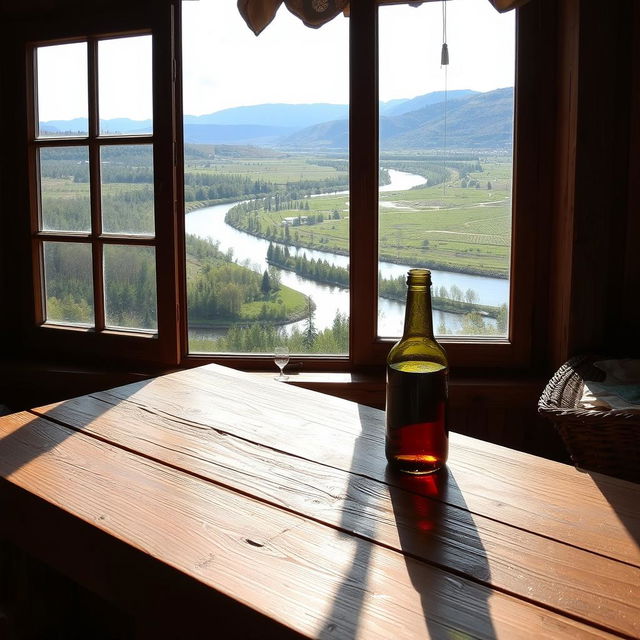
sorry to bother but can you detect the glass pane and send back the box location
[100,145,155,235]
[182,1,349,355]
[378,1,514,338]
[43,242,94,325]
[104,245,157,331]
[36,42,88,137]
[39,147,91,232]
[99,36,153,135]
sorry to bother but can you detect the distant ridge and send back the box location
[39,117,152,134]
[284,87,514,150]
[39,88,513,149]
[183,103,348,129]
[380,89,477,116]
[183,123,297,145]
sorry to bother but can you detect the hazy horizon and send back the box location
[36,0,514,122]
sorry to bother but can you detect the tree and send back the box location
[303,296,318,350]
[268,266,281,290]
[496,303,508,333]
[261,270,271,297]
[465,288,478,305]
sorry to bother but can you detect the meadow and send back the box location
[39,146,511,348]
[223,154,513,279]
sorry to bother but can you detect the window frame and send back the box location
[21,2,181,366]
[178,0,546,372]
[15,0,549,374]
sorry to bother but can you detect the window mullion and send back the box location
[349,0,379,367]
[88,38,105,332]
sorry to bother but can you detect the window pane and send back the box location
[36,42,88,138]
[43,242,94,325]
[100,145,155,235]
[183,1,349,355]
[98,35,153,136]
[39,147,91,232]
[104,245,157,331]
[378,1,514,338]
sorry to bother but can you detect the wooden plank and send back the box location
[37,364,639,566]
[0,412,618,640]
[31,375,640,636]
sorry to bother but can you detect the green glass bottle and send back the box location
[385,269,449,474]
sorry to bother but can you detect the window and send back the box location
[181,1,349,357]
[23,5,179,364]
[32,36,157,332]
[377,2,514,340]
[19,0,542,371]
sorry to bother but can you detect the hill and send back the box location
[380,89,477,116]
[284,87,514,150]
[182,123,296,145]
[38,88,513,150]
[183,103,348,128]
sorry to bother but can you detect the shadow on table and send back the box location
[588,471,640,549]
[0,380,150,480]
[319,404,496,639]
[0,380,152,639]
[387,468,497,639]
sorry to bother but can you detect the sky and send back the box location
[37,0,515,122]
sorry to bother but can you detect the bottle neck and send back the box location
[403,283,434,338]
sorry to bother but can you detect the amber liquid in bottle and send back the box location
[385,269,449,474]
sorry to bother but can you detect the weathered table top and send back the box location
[0,363,638,639]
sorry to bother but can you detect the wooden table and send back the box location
[0,364,638,639]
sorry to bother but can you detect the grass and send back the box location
[42,152,513,280]
[226,156,513,278]
[184,155,348,186]
[239,284,308,322]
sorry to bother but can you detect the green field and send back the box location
[40,147,511,348]
[223,155,513,279]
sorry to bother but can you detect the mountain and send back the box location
[381,89,478,116]
[38,88,513,149]
[39,118,152,134]
[283,87,514,150]
[183,103,348,129]
[387,87,513,149]
[183,123,297,145]
[379,98,409,115]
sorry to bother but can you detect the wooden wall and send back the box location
[549,0,638,365]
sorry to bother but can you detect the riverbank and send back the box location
[185,168,510,337]
[268,252,503,318]
[224,202,510,280]
[188,304,310,330]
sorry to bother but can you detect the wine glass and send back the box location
[274,346,290,381]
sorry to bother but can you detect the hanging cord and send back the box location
[441,0,449,195]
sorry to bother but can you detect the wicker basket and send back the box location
[538,355,640,482]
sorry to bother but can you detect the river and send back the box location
[185,169,508,339]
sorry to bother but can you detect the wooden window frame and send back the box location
[14,0,551,375]
[21,2,181,367]
[179,0,551,373]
